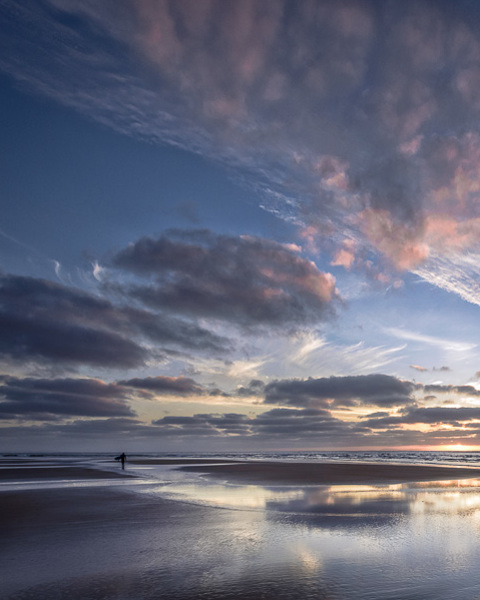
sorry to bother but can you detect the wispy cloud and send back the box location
[414,250,480,307]
[385,327,476,353]
[4,1,480,302]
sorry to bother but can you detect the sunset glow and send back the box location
[3,1,480,452]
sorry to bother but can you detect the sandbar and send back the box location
[179,460,480,485]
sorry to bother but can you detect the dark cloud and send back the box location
[253,407,352,438]
[119,376,206,397]
[4,399,480,449]
[0,273,229,370]
[363,406,480,429]
[146,379,480,440]
[153,408,376,445]
[264,374,416,408]
[0,274,146,368]
[130,310,229,353]
[112,230,340,328]
[152,406,356,441]
[363,411,390,419]
[152,412,252,437]
[235,379,266,397]
[0,376,134,420]
[58,417,147,435]
[423,383,480,397]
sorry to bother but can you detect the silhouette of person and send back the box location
[119,452,126,470]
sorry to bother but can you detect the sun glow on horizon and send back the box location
[436,443,480,452]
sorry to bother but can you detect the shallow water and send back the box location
[115,462,480,599]
[5,459,480,599]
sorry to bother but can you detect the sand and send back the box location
[129,458,246,465]
[179,460,480,485]
[0,460,222,599]
[0,465,133,481]
[4,458,480,599]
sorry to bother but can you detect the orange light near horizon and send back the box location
[437,443,480,452]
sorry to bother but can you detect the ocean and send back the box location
[4,449,480,466]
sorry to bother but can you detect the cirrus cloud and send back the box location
[7,0,480,297]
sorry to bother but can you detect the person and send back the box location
[117,452,126,469]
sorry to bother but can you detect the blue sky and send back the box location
[3,0,480,452]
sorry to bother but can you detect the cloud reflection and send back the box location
[154,476,480,530]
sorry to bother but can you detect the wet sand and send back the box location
[0,465,133,481]
[179,460,480,485]
[4,458,480,599]
[0,460,224,598]
[129,458,246,465]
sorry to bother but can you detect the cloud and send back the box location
[119,376,207,397]
[4,375,480,448]
[0,376,135,420]
[413,250,480,308]
[152,412,252,437]
[6,1,480,299]
[112,230,340,328]
[151,406,357,441]
[385,327,476,352]
[363,405,480,429]
[121,308,229,354]
[252,407,354,438]
[410,365,429,372]
[422,383,480,398]
[0,274,147,368]
[263,374,416,408]
[0,273,230,370]
[235,379,266,397]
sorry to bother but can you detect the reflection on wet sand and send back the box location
[4,460,480,600]
[152,476,480,520]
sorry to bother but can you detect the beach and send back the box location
[173,459,480,485]
[3,457,480,599]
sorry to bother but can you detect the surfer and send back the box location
[116,452,127,469]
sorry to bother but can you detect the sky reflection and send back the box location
[6,463,480,600]
[144,474,480,522]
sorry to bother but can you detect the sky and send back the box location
[3,0,480,452]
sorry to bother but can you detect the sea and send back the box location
[3,449,480,467]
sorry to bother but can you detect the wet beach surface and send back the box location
[175,459,480,485]
[3,457,480,599]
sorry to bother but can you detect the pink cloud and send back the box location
[399,135,423,156]
[425,216,480,252]
[314,155,350,191]
[10,0,480,296]
[410,365,429,372]
[358,209,429,271]
[331,239,356,270]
